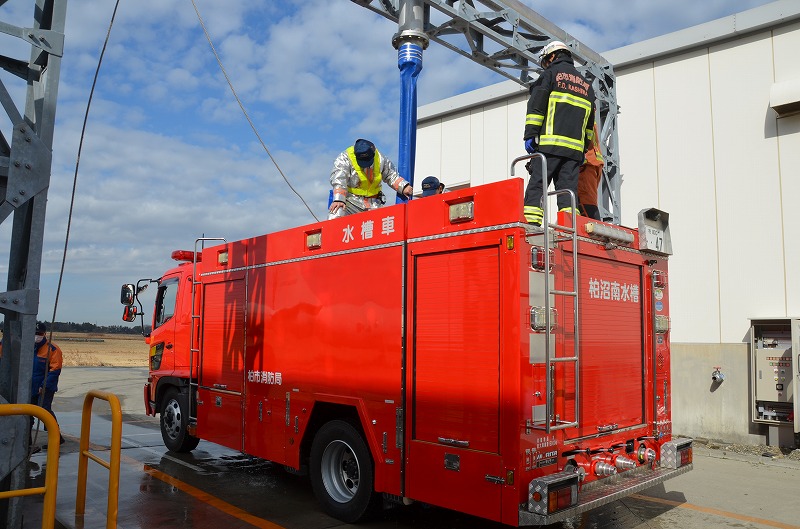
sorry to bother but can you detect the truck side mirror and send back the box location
[121,284,135,305]
[122,304,138,322]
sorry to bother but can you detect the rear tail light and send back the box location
[548,486,575,513]
[528,470,579,515]
[660,438,693,469]
[652,269,667,288]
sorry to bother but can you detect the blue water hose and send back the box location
[396,42,423,204]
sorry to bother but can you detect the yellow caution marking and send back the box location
[118,453,287,529]
[632,494,800,529]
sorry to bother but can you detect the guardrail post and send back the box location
[75,390,122,529]
[0,403,61,529]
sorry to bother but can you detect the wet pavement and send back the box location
[15,367,800,529]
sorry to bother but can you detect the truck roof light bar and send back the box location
[171,250,201,262]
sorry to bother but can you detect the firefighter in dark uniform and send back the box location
[523,40,596,226]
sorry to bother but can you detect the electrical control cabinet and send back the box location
[750,318,800,436]
[754,336,793,403]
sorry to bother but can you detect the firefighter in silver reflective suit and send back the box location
[328,138,412,219]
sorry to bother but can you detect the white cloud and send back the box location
[0,0,775,325]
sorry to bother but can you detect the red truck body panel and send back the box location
[143,178,688,526]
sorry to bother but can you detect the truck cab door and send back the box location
[149,275,182,374]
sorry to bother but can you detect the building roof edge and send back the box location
[604,0,800,68]
[418,1,800,121]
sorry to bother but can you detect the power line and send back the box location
[50,0,122,335]
[190,0,320,222]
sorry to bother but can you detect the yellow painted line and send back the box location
[631,494,800,529]
[118,453,287,529]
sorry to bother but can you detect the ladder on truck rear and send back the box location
[187,237,226,427]
[513,154,581,433]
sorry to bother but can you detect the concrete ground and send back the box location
[14,367,800,529]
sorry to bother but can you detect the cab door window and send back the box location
[154,277,179,329]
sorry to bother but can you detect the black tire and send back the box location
[310,420,377,523]
[160,387,200,452]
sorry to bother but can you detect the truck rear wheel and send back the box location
[310,420,377,522]
[160,388,199,452]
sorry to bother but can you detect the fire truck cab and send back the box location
[122,177,692,526]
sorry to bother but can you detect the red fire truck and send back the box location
[121,177,692,526]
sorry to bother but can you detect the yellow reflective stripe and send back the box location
[526,114,544,126]
[345,147,382,196]
[524,206,543,219]
[585,128,594,141]
[540,134,585,151]
[541,89,593,150]
[545,91,592,137]
[525,212,543,223]
[549,91,592,110]
[558,207,576,214]
[545,99,556,136]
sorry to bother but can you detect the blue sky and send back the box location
[0,0,774,325]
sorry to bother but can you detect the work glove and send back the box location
[524,137,537,154]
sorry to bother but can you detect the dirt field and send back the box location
[54,332,149,367]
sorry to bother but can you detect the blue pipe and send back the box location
[396,41,423,204]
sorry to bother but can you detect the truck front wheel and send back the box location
[160,388,199,452]
[310,420,377,522]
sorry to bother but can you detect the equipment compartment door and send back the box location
[197,277,246,450]
[406,244,503,521]
[566,255,645,437]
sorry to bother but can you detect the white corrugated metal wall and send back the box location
[615,26,800,344]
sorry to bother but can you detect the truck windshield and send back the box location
[154,277,179,329]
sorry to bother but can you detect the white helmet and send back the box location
[540,40,570,64]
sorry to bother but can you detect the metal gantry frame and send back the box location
[352,0,621,223]
[0,1,67,528]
